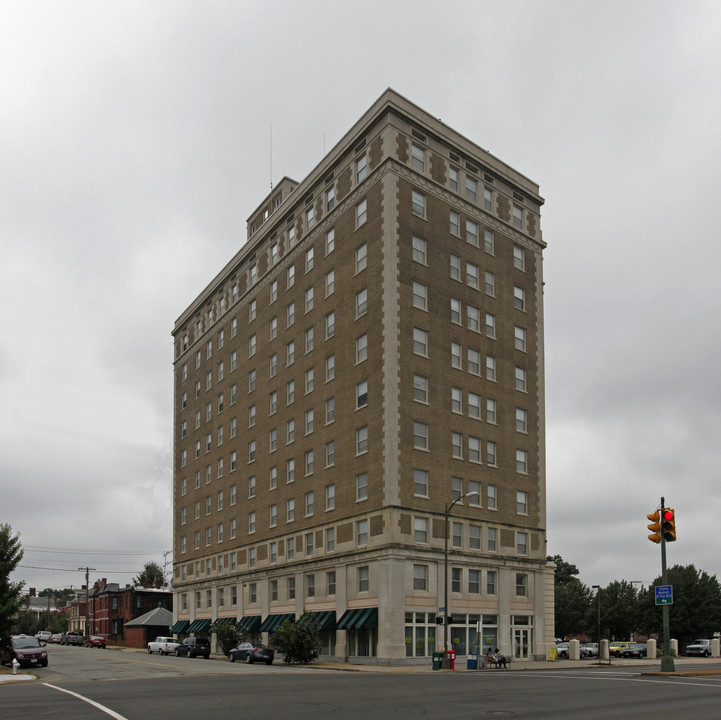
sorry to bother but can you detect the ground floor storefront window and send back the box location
[404,612,499,657]
[347,628,376,657]
[404,612,437,657]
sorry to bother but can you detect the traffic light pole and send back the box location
[659,497,674,672]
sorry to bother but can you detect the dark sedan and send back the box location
[622,642,647,658]
[1,635,49,668]
[229,642,274,665]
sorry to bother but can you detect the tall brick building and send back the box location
[172,89,553,663]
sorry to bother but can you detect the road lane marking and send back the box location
[43,683,128,720]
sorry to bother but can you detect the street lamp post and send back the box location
[444,491,480,660]
[591,585,601,647]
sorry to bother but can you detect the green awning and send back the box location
[337,608,378,630]
[260,613,295,632]
[238,615,262,632]
[171,620,189,634]
[187,618,212,633]
[300,611,337,631]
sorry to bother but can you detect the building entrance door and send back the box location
[513,628,531,659]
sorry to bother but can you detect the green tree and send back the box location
[270,612,322,664]
[548,555,594,639]
[133,561,165,588]
[599,580,640,640]
[638,564,721,648]
[215,622,249,656]
[0,523,25,641]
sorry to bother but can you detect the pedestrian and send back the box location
[495,648,507,669]
[486,648,495,668]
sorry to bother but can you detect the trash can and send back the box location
[432,652,443,670]
[467,654,478,670]
[448,650,456,670]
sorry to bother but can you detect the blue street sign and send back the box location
[655,585,673,605]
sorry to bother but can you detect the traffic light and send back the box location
[647,510,661,543]
[662,508,677,542]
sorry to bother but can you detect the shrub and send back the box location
[270,612,322,664]
[215,622,249,656]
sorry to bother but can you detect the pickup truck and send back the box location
[147,636,181,655]
[685,639,713,657]
[60,632,84,646]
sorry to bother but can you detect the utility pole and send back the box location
[79,567,96,637]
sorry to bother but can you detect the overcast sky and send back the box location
[3,0,720,596]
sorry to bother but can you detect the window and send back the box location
[485,271,495,297]
[411,190,426,217]
[286,458,295,483]
[484,187,493,211]
[450,297,461,324]
[517,490,528,515]
[412,236,427,264]
[356,425,368,454]
[484,229,495,254]
[358,565,370,593]
[465,176,477,202]
[325,271,335,298]
[515,326,527,352]
[286,498,295,522]
[326,187,335,212]
[356,288,368,317]
[487,570,497,595]
[514,286,526,311]
[516,449,528,474]
[248,476,256,498]
[452,432,463,458]
[356,243,368,272]
[413,422,428,450]
[451,387,462,414]
[469,481,481,505]
[269,390,278,414]
[449,166,459,191]
[414,517,428,543]
[413,328,428,356]
[468,436,481,463]
[468,569,480,594]
[413,469,428,497]
[411,143,425,172]
[248,334,257,357]
[305,367,314,393]
[356,472,368,501]
[288,577,296,599]
[469,525,481,550]
[516,408,528,433]
[285,418,296,445]
[451,342,462,369]
[288,225,296,249]
[325,439,335,467]
[269,504,277,527]
[248,511,256,533]
[287,263,295,287]
[305,286,314,313]
[486,398,496,424]
[413,374,428,403]
[306,574,315,598]
[513,245,526,271]
[326,531,336,555]
[513,204,523,229]
[356,155,367,182]
[486,356,497,382]
[516,572,527,596]
[305,247,314,273]
[413,564,428,591]
[325,396,335,424]
[306,206,315,231]
[305,491,314,516]
[286,381,295,407]
[248,440,256,462]
[452,522,462,548]
[356,379,368,408]
[466,219,479,247]
[270,279,278,303]
[487,485,497,510]
[356,334,368,363]
[450,253,461,280]
[485,313,496,339]
[270,579,278,599]
[467,305,480,332]
[248,369,256,392]
[286,340,295,366]
[356,199,367,227]
[356,518,368,546]
[413,282,428,310]
[468,392,481,419]
[452,567,462,592]
[269,352,278,377]
[305,408,314,434]
[466,262,479,289]
[516,367,527,392]
[449,210,460,236]
[325,354,335,381]
[248,404,256,427]
[325,483,335,510]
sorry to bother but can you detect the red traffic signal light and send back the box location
[647,511,661,544]
[662,508,677,542]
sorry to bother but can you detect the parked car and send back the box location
[85,636,107,648]
[48,633,64,644]
[229,642,274,665]
[174,636,210,658]
[609,641,633,657]
[622,643,647,658]
[147,636,181,655]
[1,635,49,668]
[555,642,570,659]
[35,630,52,643]
[60,631,84,646]
[686,639,713,657]
[580,642,599,658]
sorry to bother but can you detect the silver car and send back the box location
[685,639,713,656]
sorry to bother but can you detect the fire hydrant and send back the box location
[12,658,20,675]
